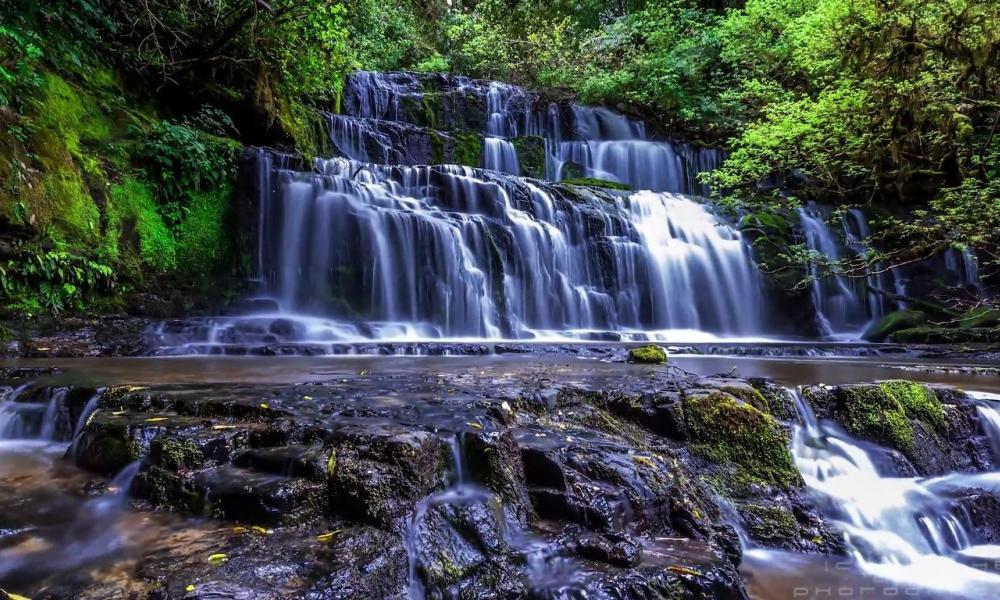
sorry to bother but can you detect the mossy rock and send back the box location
[959,306,1000,329]
[511,136,547,179]
[684,392,800,490]
[627,345,667,364]
[889,326,999,344]
[833,381,945,455]
[862,309,928,342]
[561,177,631,191]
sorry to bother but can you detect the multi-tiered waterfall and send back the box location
[154,72,766,354]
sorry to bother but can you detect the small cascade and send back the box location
[944,247,982,293]
[784,388,1000,596]
[798,205,898,338]
[0,385,72,441]
[68,391,103,459]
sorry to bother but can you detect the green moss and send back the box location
[741,503,799,544]
[839,385,914,452]
[175,184,231,274]
[880,380,945,432]
[862,309,928,342]
[511,136,546,178]
[451,132,483,167]
[685,392,800,489]
[41,168,100,244]
[889,326,998,344]
[151,436,204,470]
[561,177,631,191]
[720,385,769,413]
[627,344,667,364]
[960,306,1000,329]
[105,177,177,271]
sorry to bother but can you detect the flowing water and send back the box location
[745,389,1000,599]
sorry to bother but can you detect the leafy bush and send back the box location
[0,248,115,315]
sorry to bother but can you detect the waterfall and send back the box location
[798,205,901,338]
[780,388,1000,596]
[336,71,726,195]
[0,385,71,441]
[152,71,770,354]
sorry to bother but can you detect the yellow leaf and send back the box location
[146,417,168,423]
[316,530,342,542]
[1,590,31,600]
[112,410,126,416]
[231,527,247,534]
[303,395,313,400]
[207,553,228,564]
[251,526,273,535]
[667,565,702,577]
[359,369,368,376]
[467,422,483,430]
[185,584,195,592]
[212,424,238,430]
[259,403,269,409]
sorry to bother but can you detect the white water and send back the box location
[773,388,1000,598]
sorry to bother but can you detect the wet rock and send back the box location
[329,428,445,530]
[801,382,995,475]
[952,488,1000,544]
[408,488,523,599]
[462,429,532,524]
[197,466,327,526]
[569,531,642,567]
[75,412,208,475]
[626,344,667,364]
[682,391,801,491]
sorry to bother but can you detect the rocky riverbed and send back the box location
[2,356,1000,599]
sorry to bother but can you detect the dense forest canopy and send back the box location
[0,0,998,316]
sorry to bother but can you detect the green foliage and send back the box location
[0,21,43,108]
[175,184,232,274]
[414,53,450,73]
[105,178,177,271]
[140,121,238,225]
[0,248,115,315]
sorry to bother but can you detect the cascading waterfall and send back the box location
[152,71,770,353]
[798,205,902,338]
[769,388,1000,597]
[335,71,726,195]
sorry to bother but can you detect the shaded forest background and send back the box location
[0,0,997,318]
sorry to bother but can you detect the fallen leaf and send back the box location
[467,422,483,430]
[316,530,342,542]
[112,410,126,416]
[185,584,196,592]
[359,369,368,376]
[145,417,168,423]
[259,403,269,409]
[212,424,238,430]
[251,526,273,535]
[667,566,702,577]
[303,395,313,400]
[231,527,247,534]
[207,553,228,564]
[1,590,31,600]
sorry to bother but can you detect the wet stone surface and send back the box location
[1,362,999,598]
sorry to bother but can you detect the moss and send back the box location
[741,503,800,544]
[880,380,945,432]
[450,132,483,168]
[960,306,1000,329]
[150,436,204,471]
[561,177,631,191]
[41,167,100,244]
[105,177,176,271]
[861,309,928,342]
[720,385,769,413]
[839,385,914,452]
[889,326,998,344]
[175,184,232,275]
[510,136,546,178]
[627,344,667,364]
[685,392,800,489]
